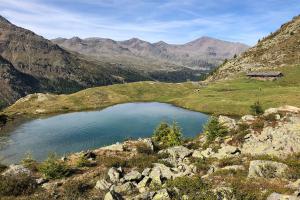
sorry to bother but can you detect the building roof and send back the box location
[246,71,283,77]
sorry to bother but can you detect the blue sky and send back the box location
[0,0,299,45]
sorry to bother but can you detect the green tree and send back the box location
[250,101,264,115]
[38,153,70,179]
[152,121,182,147]
[203,116,228,142]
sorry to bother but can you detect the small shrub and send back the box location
[136,143,153,155]
[76,154,91,168]
[97,156,127,168]
[21,153,38,172]
[0,164,7,173]
[0,174,37,196]
[203,116,228,143]
[250,101,264,116]
[251,118,265,132]
[63,180,91,200]
[166,176,216,199]
[39,153,70,179]
[230,123,250,145]
[152,121,182,148]
[218,157,243,168]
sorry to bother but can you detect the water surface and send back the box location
[0,102,209,164]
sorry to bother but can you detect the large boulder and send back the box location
[104,191,123,200]
[137,176,151,193]
[264,105,300,115]
[212,145,241,159]
[267,192,299,200]
[124,170,142,182]
[1,164,31,176]
[248,160,288,178]
[152,189,171,200]
[95,179,112,190]
[101,142,124,151]
[159,146,193,160]
[108,167,123,183]
[218,115,237,130]
[113,182,135,194]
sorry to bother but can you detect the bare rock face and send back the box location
[241,115,300,157]
[248,160,288,178]
[218,115,237,130]
[1,164,31,176]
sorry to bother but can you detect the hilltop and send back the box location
[208,15,300,81]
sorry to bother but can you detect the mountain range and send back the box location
[0,15,248,108]
[52,36,249,72]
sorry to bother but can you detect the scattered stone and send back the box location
[84,151,96,160]
[151,163,174,180]
[95,179,112,190]
[1,164,31,176]
[132,191,155,200]
[152,189,171,200]
[221,165,245,171]
[36,178,48,185]
[142,168,151,176]
[241,115,256,123]
[101,143,124,151]
[108,167,123,183]
[192,150,204,159]
[248,160,288,178]
[264,105,300,115]
[218,115,237,130]
[212,145,241,159]
[124,170,142,182]
[104,190,123,200]
[159,146,193,160]
[137,176,151,193]
[114,182,135,194]
[287,179,300,190]
[267,192,299,200]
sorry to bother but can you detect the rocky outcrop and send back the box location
[248,160,288,178]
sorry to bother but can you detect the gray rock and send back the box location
[218,115,237,130]
[1,164,31,176]
[192,150,204,159]
[124,170,142,181]
[241,115,256,122]
[95,179,112,190]
[160,146,193,160]
[221,165,245,171]
[114,182,135,194]
[248,160,288,178]
[104,190,124,200]
[142,168,151,176]
[152,163,174,180]
[152,189,171,200]
[36,178,48,185]
[101,143,124,151]
[132,191,155,200]
[267,192,299,200]
[137,176,151,193]
[108,167,123,183]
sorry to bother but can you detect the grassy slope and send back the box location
[4,65,300,117]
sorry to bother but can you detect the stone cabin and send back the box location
[246,71,283,80]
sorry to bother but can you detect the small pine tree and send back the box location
[250,101,264,115]
[233,54,237,59]
[203,116,228,142]
[153,121,182,147]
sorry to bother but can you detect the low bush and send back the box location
[152,121,182,148]
[21,153,39,172]
[166,176,216,200]
[251,118,265,132]
[250,101,264,116]
[63,180,91,200]
[0,164,7,173]
[136,143,153,155]
[39,153,71,179]
[229,123,250,145]
[0,174,37,196]
[76,154,91,168]
[203,116,228,143]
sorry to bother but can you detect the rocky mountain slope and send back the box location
[1,105,300,199]
[0,16,153,108]
[52,36,249,72]
[208,15,300,81]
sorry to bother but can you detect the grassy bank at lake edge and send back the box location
[3,65,300,118]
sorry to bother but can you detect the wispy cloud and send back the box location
[0,0,299,45]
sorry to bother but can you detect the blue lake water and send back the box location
[0,102,209,164]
